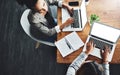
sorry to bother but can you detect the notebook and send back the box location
[83,22,120,61]
[62,0,87,31]
[55,32,84,57]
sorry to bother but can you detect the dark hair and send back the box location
[76,61,104,75]
[16,0,38,9]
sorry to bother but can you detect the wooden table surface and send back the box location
[57,0,120,64]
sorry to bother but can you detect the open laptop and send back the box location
[83,22,120,61]
[62,0,87,31]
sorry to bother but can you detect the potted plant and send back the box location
[90,14,100,25]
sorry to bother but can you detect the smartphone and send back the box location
[69,1,79,6]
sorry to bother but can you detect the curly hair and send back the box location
[16,0,38,9]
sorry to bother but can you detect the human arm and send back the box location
[48,0,73,15]
[66,52,88,75]
[59,17,74,30]
[101,45,111,75]
[66,41,95,75]
[102,64,109,75]
[28,11,74,36]
[31,17,73,36]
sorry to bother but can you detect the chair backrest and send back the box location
[20,9,55,46]
[49,6,57,19]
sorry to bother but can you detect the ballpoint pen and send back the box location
[65,39,72,49]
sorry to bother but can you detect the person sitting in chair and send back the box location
[16,0,74,43]
[66,41,110,75]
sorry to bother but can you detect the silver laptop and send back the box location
[83,22,120,61]
[62,0,87,31]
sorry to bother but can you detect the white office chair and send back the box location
[20,9,55,47]
[50,5,57,19]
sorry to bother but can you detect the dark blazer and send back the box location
[28,0,61,42]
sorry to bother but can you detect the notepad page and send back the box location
[55,38,74,57]
[65,32,84,50]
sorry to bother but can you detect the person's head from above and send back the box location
[76,61,104,75]
[76,41,111,75]
[16,0,74,16]
[16,0,48,14]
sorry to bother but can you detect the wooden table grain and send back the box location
[57,0,120,64]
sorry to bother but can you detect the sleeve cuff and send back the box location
[66,67,76,75]
[78,52,88,62]
[58,0,63,7]
[55,26,61,33]
[102,63,109,70]
[70,52,88,70]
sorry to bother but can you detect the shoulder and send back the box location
[28,10,45,23]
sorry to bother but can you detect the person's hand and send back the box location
[66,5,73,16]
[62,2,73,16]
[64,17,74,26]
[85,41,96,55]
[60,17,74,30]
[101,45,111,64]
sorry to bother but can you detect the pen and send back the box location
[65,39,71,49]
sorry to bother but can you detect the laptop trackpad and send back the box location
[90,48,102,59]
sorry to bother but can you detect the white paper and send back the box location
[65,32,84,50]
[55,38,73,57]
[55,32,84,57]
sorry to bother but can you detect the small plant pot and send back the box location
[89,14,100,26]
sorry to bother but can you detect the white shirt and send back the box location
[66,52,110,75]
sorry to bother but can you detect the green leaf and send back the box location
[90,14,100,25]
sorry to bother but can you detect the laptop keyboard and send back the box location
[71,10,80,28]
[89,37,113,50]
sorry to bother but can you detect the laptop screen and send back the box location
[90,22,120,43]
